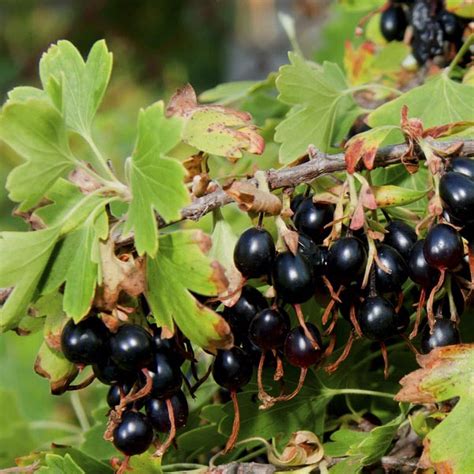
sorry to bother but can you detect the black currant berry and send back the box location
[293,199,333,243]
[148,353,182,399]
[423,224,464,270]
[112,411,154,456]
[439,172,474,224]
[396,306,410,334]
[420,319,460,354]
[338,286,361,322]
[408,240,440,288]
[92,356,135,385]
[358,295,399,341]
[380,5,408,42]
[212,347,252,391]
[145,390,189,432]
[234,228,275,279]
[384,220,417,262]
[61,317,108,365]
[375,245,408,293]
[327,237,367,287]
[438,10,464,42]
[290,193,306,213]
[150,325,185,367]
[107,383,135,409]
[449,158,474,180]
[249,307,290,350]
[297,234,328,277]
[272,251,315,304]
[223,286,268,340]
[284,323,323,368]
[110,325,154,372]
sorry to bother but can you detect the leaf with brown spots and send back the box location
[372,185,427,208]
[146,229,233,353]
[224,181,282,215]
[166,84,264,158]
[423,121,474,139]
[344,125,400,173]
[396,344,474,473]
[344,40,376,86]
[34,342,78,395]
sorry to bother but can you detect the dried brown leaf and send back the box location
[224,181,282,215]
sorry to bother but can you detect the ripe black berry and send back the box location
[92,356,135,385]
[150,325,185,366]
[408,240,440,288]
[327,237,367,287]
[375,245,408,293]
[107,383,142,409]
[384,220,417,262]
[145,390,189,432]
[396,306,410,334]
[61,317,108,365]
[380,5,408,42]
[212,347,252,391]
[223,286,268,340]
[110,325,154,371]
[290,193,306,213]
[438,10,464,42]
[284,323,323,368]
[358,295,399,341]
[293,199,333,243]
[112,411,154,456]
[423,224,464,270]
[449,158,474,180]
[297,234,328,277]
[148,353,182,399]
[234,228,275,279]
[420,319,460,354]
[272,251,315,304]
[249,307,290,350]
[439,172,474,224]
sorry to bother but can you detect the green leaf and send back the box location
[446,0,474,18]
[0,98,76,210]
[368,74,474,129]
[81,408,118,460]
[372,185,428,208]
[0,389,36,468]
[324,429,368,457]
[199,80,261,104]
[39,40,113,136]
[7,86,47,101]
[34,342,78,394]
[396,344,474,473]
[275,53,361,163]
[0,227,60,331]
[146,230,232,351]
[50,447,113,474]
[38,454,84,474]
[128,452,162,473]
[124,101,189,256]
[329,458,362,474]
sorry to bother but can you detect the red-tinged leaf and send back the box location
[423,121,474,139]
[360,182,377,210]
[350,200,366,231]
[344,40,376,85]
[166,84,264,158]
[396,344,474,473]
[344,125,400,173]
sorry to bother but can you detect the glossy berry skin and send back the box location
[272,252,315,304]
[449,158,474,180]
[234,228,275,279]
[421,319,460,354]
[110,325,154,371]
[151,326,185,367]
[396,306,410,334]
[293,199,333,243]
[284,323,323,368]
[326,237,367,287]
[384,220,417,262]
[106,383,145,410]
[290,194,306,213]
[408,240,440,288]
[92,356,135,385]
[439,172,474,223]
[61,317,108,365]
[423,224,464,270]
[249,308,290,350]
[380,5,407,42]
[297,234,328,277]
[375,245,408,293]
[212,347,252,391]
[112,411,154,456]
[338,286,360,322]
[148,353,182,399]
[358,296,399,341]
[145,390,189,432]
[223,286,268,339]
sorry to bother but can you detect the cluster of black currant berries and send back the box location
[380,0,470,66]
[61,317,189,463]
